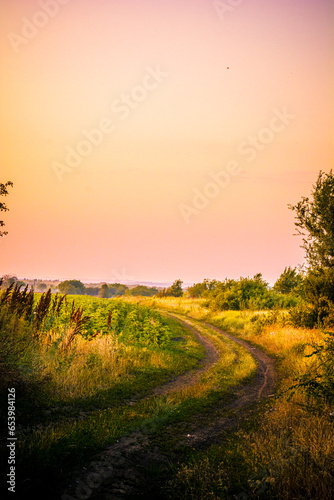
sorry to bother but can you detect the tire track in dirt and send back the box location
[150,315,220,396]
[61,315,276,500]
[176,319,276,448]
[202,320,276,400]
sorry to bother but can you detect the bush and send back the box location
[127,285,159,296]
[288,298,334,329]
[302,268,334,326]
[158,279,183,298]
[288,303,317,328]
[291,330,334,405]
[120,305,172,346]
[58,279,86,295]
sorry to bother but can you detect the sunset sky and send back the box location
[0,0,333,286]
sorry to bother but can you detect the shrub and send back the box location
[290,330,334,406]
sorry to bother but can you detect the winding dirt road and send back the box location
[150,315,220,397]
[62,315,276,500]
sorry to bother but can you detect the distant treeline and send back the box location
[0,276,159,298]
[59,280,160,298]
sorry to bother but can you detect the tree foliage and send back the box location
[288,171,334,326]
[0,275,17,289]
[273,266,304,295]
[98,284,110,298]
[188,275,299,311]
[187,279,217,298]
[166,279,183,297]
[85,287,99,296]
[96,283,129,298]
[108,283,128,296]
[0,181,13,237]
[127,285,159,296]
[158,279,184,297]
[58,280,86,295]
[289,170,334,270]
[209,274,271,310]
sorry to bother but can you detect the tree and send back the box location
[0,275,17,289]
[187,282,207,298]
[166,279,183,297]
[109,283,128,296]
[85,287,99,296]
[98,284,110,298]
[157,280,184,298]
[58,279,85,295]
[0,181,13,237]
[288,172,334,399]
[289,171,334,325]
[187,279,217,298]
[289,170,334,270]
[128,285,159,297]
[206,274,275,311]
[273,266,304,294]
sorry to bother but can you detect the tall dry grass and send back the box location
[38,327,179,400]
[244,395,334,499]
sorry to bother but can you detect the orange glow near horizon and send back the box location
[0,0,333,285]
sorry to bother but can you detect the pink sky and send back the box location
[0,0,333,285]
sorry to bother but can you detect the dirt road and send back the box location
[61,315,276,500]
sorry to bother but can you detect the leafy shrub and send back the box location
[190,275,301,312]
[127,285,159,296]
[120,305,172,346]
[291,330,334,405]
[64,297,172,346]
[288,298,334,329]
[301,268,334,327]
[273,266,304,295]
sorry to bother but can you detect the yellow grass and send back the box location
[39,330,173,400]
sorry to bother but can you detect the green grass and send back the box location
[165,437,254,499]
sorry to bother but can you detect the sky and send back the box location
[0,0,333,286]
